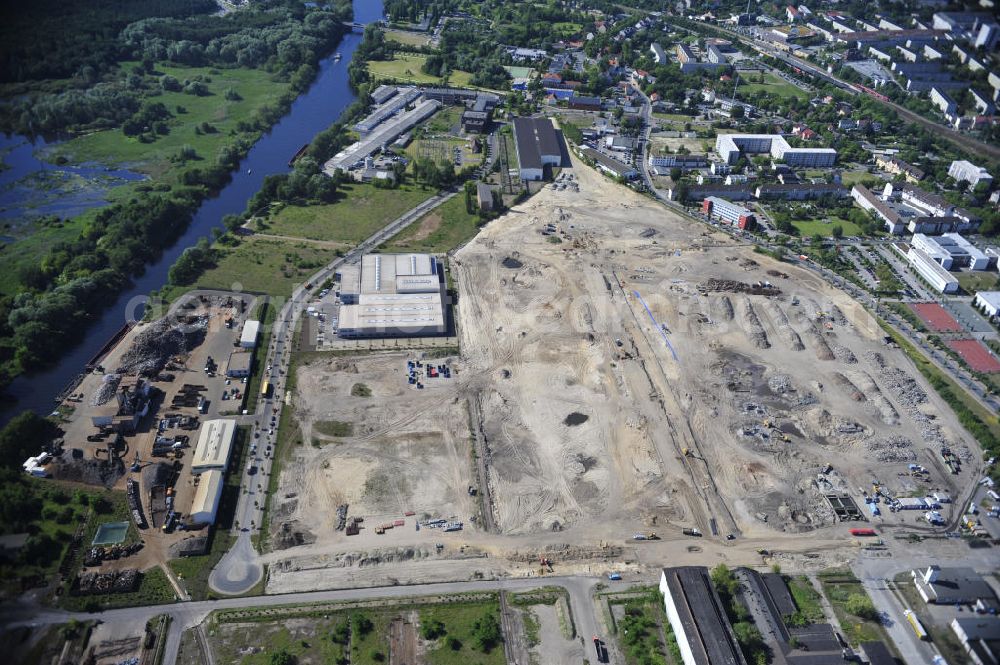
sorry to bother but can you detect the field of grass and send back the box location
[380,194,482,253]
[368,53,473,88]
[786,576,825,623]
[420,602,506,665]
[552,21,583,36]
[52,63,289,182]
[956,270,1000,294]
[818,573,890,648]
[260,184,434,243]
[607,589,672,665]
[737,72,809,100]
[189,236,335,296]
[314,420,353,437]
[839,170,881,187]
[792,218,863,237]
[384,29,431,46]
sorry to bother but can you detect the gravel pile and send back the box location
[742,301,771,349]
[831,345,858,364]
[864,435,917,463]
[712,295,735,321]
[806,326,835,361]
[763,301,804,351]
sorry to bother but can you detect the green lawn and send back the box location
[607,590,672,665]
[792,218,863,237]
[737,72,809,100]
[189,236,335,296]
[368,53,473,87]
[52,64,289,181]
[261,184,434,243]
[384,29,431,46]
[839,170,881,187]
[956,270,1000,294]
[379,194,482,253]
[552,22,583,36]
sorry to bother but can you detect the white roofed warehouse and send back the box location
[240,320,260,348]
[337,253,447,338]
[190,469,225,524]
[191,419,237,473]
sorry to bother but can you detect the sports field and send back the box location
[909,303,962,332]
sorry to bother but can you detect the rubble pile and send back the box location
[763,302,804,351]
[767,374,793,394]
[864,435,917,463]
[699,278,781,296]
[117,317,205,376]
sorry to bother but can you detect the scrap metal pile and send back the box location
[91,374,122,407]
[699,278,782,296]
[84,543,143,567]
[116,317,206,376]
[74,569,139,595]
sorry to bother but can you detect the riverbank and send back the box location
[0,1,382,422]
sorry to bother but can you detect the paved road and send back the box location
[2,576,607,665]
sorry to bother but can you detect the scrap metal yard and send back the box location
[261,154,982,594]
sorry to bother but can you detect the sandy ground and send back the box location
[264,152,980,593]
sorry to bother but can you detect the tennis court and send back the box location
[909,303,963,332]
[946,339,1000,373]
[92,521,130,546]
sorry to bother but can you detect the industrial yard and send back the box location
[260,153,982,597]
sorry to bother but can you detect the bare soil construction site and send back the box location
[265,156,981,592]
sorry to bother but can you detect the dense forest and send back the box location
[0,0,353,393]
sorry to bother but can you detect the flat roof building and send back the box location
[226,350,252,378]
[911,233,990,270]
[913,566,999,605]
[660,567,747,665]
[974,291,1000,321]
[240,320,260,348]
[513,116,563,181]
[579,147,638,180]
[907,247,959,294]
[651,43,667,64]
[337,253,446,338]
[703,197,756,229]
[190,469,224,524]
[191,419,237,473]
[950,616,1000,665]
[715,134,836,167]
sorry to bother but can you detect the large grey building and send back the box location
[512,116,563,181]
[659,567,748,665]
[337,254,447,338]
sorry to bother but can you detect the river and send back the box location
[2,0,383,422]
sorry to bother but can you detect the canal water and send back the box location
[2,0,383,421]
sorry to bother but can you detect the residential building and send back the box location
[971,89,996,116]
[974,292,1000,321]
[702,197,756,229]
[707,45,726,64]
[715,134,836,167]
[337,254,447,338]
[859,642,897,665]
[891,184,979,230]
[755,183,848,200]
[579,147,637,179]
[648,154,707,172]
[930,87,958,116]
[512,116,563,181]
[852,184,904,233]
[975,22,1000,50]
[240,320,260,348]
[651,43,667,64]
[950,617,1000,665]
[912,566,1000,605]
[906,247,959,293]
[949,160,994,189]
[659,567,748,665]
[875,155,924,182]
[911,233,990,270]
[669,184,754,202]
